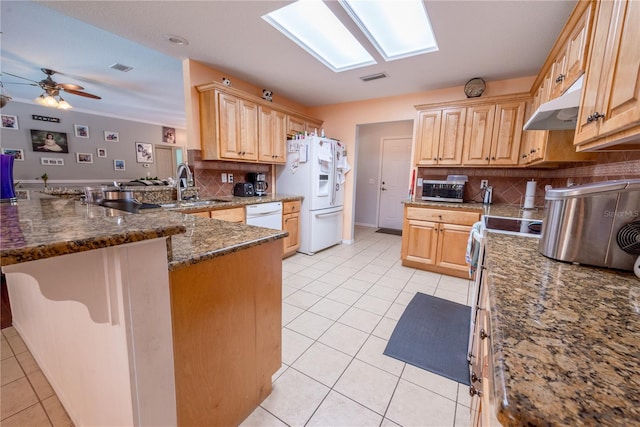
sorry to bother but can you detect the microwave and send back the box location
[422,180,465,203]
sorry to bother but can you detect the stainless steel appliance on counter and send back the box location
[247,172,268,197]
[539,179,640,272]
[421,178,466,203]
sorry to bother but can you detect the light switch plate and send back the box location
[228,174,234,183]
[480,180,488,189]
[221,173,227,183]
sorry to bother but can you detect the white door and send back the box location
[155,145,177,180]
[378,137,412,229]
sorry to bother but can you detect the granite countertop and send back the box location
[167,194,303,213]
[403,200,546,221]
[0,197,288,271]
[483,233,640,426]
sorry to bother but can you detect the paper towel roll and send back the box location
[524,180,536,209]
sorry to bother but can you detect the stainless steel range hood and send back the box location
[523,76,583,130]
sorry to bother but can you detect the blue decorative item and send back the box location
[0,153,17,203]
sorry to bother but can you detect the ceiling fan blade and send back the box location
[1,71,39,84]
[2,82,39,87]
[58,82,85,91]
[63,88,102,100]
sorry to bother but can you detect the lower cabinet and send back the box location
[401,206,480,279]
[282,200,301,257]
[210,207,245,223]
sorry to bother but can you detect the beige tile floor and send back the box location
[241,226,474,427]
[0,225,473,426]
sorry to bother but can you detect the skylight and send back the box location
[262,1,376,72]
[340,0,438,61]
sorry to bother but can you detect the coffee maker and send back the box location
[247,172,268,196]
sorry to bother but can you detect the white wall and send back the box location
[354,120,413,227]
[0,101,186,185]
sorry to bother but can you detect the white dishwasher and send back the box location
[245,202,283,230]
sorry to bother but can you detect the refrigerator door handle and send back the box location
[315,211,342,218]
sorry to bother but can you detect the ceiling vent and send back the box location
[360,72,388,82]
[109,63,133,72]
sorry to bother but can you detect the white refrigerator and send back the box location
[276,136,348,255]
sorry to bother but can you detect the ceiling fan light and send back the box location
[43,95,59,107]
[57,98,72,110]
[34,94,47,106]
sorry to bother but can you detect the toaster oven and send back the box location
[422,180,465,203]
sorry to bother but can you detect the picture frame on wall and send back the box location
[104,131,119,142]
[74,124,89,138]
[97,148,107,158]
[41,157,64,166]
[162,126,176,144]
[31,130,69,153]
[76,152,93,164]
[135,142,153,163]
[1,114,19,130]
[1,148,24,161]
[114,159,126,171]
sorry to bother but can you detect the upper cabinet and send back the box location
[414,107,466,166]
[549,3,593,99]
[462,100,526,166]
[574,0,640,151]
[198,82,323,162]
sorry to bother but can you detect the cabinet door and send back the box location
[402,220,439,266]
[463,105,495,165]
[239,99,259,161]
[438,108,466,165]
[218,93,241,159]
[282,213,300,256]
[490,101,525,165]
[210,207,245,223]
[575,0,640,146]
[259,107,287,164]
[549,49,568,100]
[595,0,640,138]
[286,115,306,136]
[271,110,287,163]
[564,3,592,89]
[414,109,442,165]
[435,223,473,274]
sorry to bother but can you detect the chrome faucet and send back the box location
[175,162,193,201]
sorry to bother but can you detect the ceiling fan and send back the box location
[1,68,101,109]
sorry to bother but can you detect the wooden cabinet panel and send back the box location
[438,108,466,165]
[414,108,465,166]
[402,206,481,278]
[188,211,211,218]
[414,109,442,166]
[463,105,495,165]
[210,207,245,223]
[282,201,301,258]
[490,101,525,165]
[401,219,439,266]
[574,0,640,150]
[218,92,241,159]
[286,115,306,136]
[239,99,259,161]
[259,106,287,164]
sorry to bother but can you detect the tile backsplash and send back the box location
[189,150,271,199]
[417,151,640,207]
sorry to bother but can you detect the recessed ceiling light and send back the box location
[164,34,189,46]
[340,0,438,61]
[263,1,375,72]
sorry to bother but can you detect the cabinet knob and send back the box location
[433,158,437,161]
[471,372,482,384]
[491,156,496,160]
[485,157,489,161]
[586,112,605,123]
[469,386,482,397]
[439,157,443,161]
[480,328,490,340]
[555,74,565,83]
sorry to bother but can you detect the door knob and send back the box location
[381,187,387,191]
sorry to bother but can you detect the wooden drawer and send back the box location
[210,207,245,223]
[406,206,480,226]
[188,211,211,218]
[283,200,301,215]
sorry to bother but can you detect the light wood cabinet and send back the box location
[462,100,526,166]
[282,200,301,258]
[286,115,323,137]
[169,239,282,426]
[259,106,287,164]
[414,107,466,166]
[198,82,323,162]
[574,0,640,151]
[210,207,245,223]
[549,3,593,99]
[401,206,480,278]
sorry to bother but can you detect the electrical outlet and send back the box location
[228,174,234,183]
[480,180,489,189]
[221,173,227,183]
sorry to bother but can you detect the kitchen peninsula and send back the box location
[0,198,287,426]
